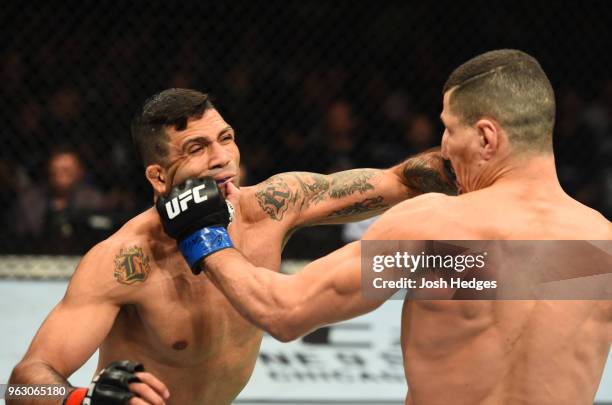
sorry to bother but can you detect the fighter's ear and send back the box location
[146,164,167,196]
[475,118,499,161]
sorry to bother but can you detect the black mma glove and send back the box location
[156,177,234,274]
[63,360,143,405]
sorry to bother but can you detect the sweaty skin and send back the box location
[8,109,455,405]
[205,164,612,405]
[201,95,612,405]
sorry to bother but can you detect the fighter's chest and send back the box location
[126,232,282,360]
[124,268,256,361]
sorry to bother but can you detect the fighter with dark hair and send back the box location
[171,50,612,405]
[8,88,456,404]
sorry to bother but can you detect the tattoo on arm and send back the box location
[329,196,388,218]
[255,169,384,221]
[293,173,330,209]
[401,155,458,196]
[328,170,377,198]
[254,175,298,221]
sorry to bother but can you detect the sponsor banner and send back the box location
[237,300,406,402]
[361,240,612,300]
[1,279,611,403]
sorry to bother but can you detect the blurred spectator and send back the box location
[404,114,438,153]
[0,158,30,251]
[310,100,363,173]
[13,147,107,254]
[1,1,611,254]
[368,113,438,167]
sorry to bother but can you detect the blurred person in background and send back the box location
[13,146,106,254]
[0,157,30,252]
[310,99,363,173]
[404,114,438,154]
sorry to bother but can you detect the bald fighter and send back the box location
[178,50,612,405]
[8,88,457,404]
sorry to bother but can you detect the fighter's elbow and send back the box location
[268,319,302,342]
[267,323,301,342]
[9,360,31,384]
[261,304,304,343]
[267,328,295,342]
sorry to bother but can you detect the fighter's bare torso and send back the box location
[93,158,426,404]
[393,184,612,405]
[98,195,287,404]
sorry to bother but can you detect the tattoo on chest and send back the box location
[255,169,382,221]
[114,246,151,284]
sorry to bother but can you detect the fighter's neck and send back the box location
[471,154,563,193]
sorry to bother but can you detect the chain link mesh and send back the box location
[1,1,611,255]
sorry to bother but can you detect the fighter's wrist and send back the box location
[199,247,237,273]
[178,226,233,273]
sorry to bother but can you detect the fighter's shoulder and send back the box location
[68,211,157,300]
[390,192,459,218]
[365,192,459,239]
[566,199,612,238]
[586,208,612,239]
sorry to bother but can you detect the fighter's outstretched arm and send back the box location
[245,148,456,227]
[200,194,429,342]
[204,240,387,341]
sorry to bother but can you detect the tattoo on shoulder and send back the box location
[114,246,151,285]
[330,196,388,218]
[255,169,383,221]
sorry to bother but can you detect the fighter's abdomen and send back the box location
[98,276,264,404]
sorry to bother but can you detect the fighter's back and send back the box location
[390,185,612,405]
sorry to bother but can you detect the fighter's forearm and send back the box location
[7,360,73,405]
[203,249,301,341]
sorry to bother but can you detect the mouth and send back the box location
[214,176,235,186]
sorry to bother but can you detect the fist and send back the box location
[63,360,169,405]
[156,177,234,273]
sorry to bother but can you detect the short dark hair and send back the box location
[131,88,215,166]
[443,49,555,152]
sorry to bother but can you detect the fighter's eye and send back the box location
[188,145,204,154]
[220,134,234,143]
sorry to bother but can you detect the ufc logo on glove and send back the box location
[156,177,234,274]
[165,184,208,219]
